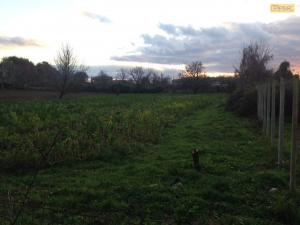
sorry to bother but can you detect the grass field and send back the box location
[1,94,299,225]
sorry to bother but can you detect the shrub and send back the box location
[226,88,257,117]
[226,79,298,119]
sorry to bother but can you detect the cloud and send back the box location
[159,23,209,37]
[0,36,41,47]
[82,11,111,23]
[112,17,300,73]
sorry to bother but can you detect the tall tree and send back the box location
[35,61,59,88]
[116,68,128,80]
[237,41,273,87]
[180,61,207,93]
[54,44,78,99]
[274,61,293,80]
[184,61,205,78]
[0,56,37,88]
[129,67,144,86]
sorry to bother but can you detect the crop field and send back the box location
[0,94,299,225]
[0,94,215,170]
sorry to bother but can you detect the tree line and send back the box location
[0,44,236,98]
[1,42,295,100]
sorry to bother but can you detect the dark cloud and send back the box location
[112,17,300,73]
[0,36,41,47]
[82,11,111,23]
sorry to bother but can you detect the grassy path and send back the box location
[1,97,299,225]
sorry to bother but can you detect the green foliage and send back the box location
[1,56,37,88]
[1,94,298,225]
[0,94,213,170]
[253,171,288,190]
[271,193,300,224]
[226,88,257,117]
[226,79,299,118]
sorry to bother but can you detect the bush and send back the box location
[226,88,257,117]
[226,79,299,119]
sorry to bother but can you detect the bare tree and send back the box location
[179,61,208,93]
[129,67,144,86]
[184,61,205,78]
[236,41,273,86]
[55,44,78,99]
[150,71,170,89]
[116,68,128,80]
[150,70,160,85]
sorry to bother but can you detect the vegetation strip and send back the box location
[1,94,299,224]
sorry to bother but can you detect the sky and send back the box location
[0,0,300,76]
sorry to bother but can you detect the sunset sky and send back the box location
[1,0,300,76]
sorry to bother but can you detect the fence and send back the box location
[257,75,299,192]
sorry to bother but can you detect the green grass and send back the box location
[0,94,214,171]
[1,94,300,225]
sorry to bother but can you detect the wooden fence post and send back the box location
[271,80,276,144]
[278,77,285,167]
[257,85,260,119]
[259,84,263,121]
[263,83,267,133]
[266,80,271,136]
[290,75,298,192]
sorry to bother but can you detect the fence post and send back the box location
[278,77,285,168]
[263,83,267,133]
[290,75,298,192]
[257,85,260,119]
[259,85,263,120]
[266,80,271,136]
[271,79,276,144]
